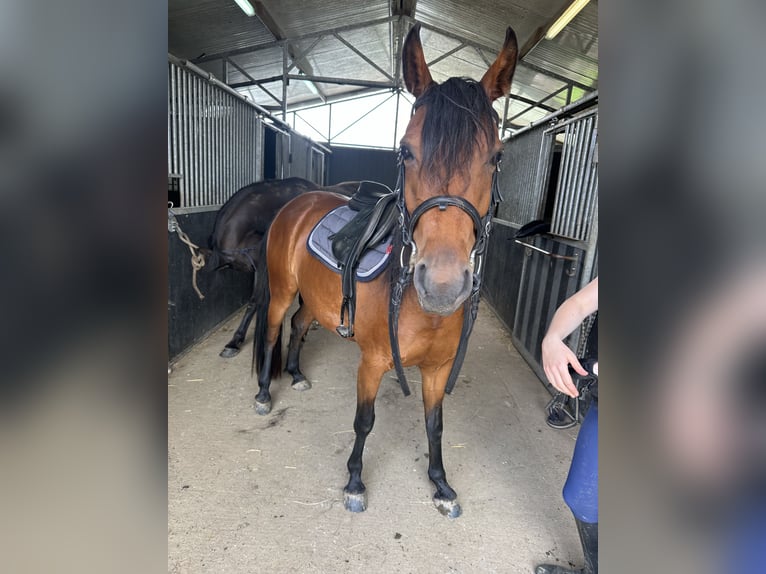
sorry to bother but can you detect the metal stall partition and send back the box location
[483,101,598,388]
[168,55,265,208]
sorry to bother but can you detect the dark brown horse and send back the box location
[253,24,517,517]
[201,177,357,357]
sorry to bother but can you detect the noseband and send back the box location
[389,156,502,396]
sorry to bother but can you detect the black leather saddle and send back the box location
[329,181,399,338]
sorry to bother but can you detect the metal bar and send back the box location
[507,85,569,124]
[576,119,598,240]
[562,118,584,237]
[286,36,323,74]
[218,86,223,203]
[232,74,395,91]
[226,57,259,85]
[511,93,557,113]
[500,92,510,137]
[552,122,571,235]
[573,116,595,239]
[171,64,178,178]
[333,32,393,81]
[514,240,579,261]
[517,61,593,93]
[543,108,597,134]
[427,42,467,68]
[167,65,172,180]
[331,91,396,140]
[191,16,395,64]
[200,79,206,207]
[281,44,288,120]
[393,90,401,149]
[511,91,598,138]
[193,74,201,206]
[568,116,591,238]
[182,68,189,208]
[203,80,209,207]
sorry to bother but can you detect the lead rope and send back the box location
[168,203,206,300]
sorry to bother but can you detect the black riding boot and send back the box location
[535,518,597,574]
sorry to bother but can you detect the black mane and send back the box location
[414,77,498,187]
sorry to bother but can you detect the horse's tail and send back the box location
[252,238,283,379]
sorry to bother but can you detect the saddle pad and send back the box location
[307,205,393,282]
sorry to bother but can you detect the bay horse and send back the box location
[201,177,357,357]
[253,24,517,517]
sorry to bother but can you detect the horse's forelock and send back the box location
[414,78,498,188]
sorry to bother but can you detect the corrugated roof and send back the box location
[168,0,598,129]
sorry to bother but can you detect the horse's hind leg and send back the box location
[220,272,257,358]
[343,357,386,512]
[254,279,297,415]
[421,365,461,518]
[285,297,314,391]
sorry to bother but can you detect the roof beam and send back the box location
[192,16,395,64]
[248,1,326,101]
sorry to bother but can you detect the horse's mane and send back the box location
[414,77,498,187]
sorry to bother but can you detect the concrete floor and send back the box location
[168,302,581,573]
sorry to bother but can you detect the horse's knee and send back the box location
[353,404,375,435]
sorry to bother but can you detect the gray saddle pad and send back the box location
[307,205,392,282]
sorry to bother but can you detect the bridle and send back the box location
[389,150,503,396]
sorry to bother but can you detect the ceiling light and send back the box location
[233,0,255,17]
[545,0,590,40]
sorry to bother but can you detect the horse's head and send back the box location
[400,24,517,316]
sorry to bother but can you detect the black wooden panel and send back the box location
[327,145,398,189]
[168,210,253,360]
[481,223,526,333]
[511,235,585,383]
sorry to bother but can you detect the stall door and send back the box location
[512,110,598,386]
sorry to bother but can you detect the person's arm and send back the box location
[541,277,598,398]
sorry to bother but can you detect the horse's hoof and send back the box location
[219,346,241,358]
[343,490,367,513]
[254,400,272,415]
[434,497,462,518]
[291,378,312,392]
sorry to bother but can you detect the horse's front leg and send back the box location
[343,356,386,513]
[421,364,461,518]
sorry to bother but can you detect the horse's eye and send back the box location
[399,145,414,162]
[491,151,503,167]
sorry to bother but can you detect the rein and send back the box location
[388,156,503,397]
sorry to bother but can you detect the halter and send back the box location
[389,153,502,396]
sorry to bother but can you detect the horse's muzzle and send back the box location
[413,260,472,316]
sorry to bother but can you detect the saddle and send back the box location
[330,181,399,338]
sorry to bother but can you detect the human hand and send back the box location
[541,335,587,398]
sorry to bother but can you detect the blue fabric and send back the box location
[563,405,598,523]
[306,205,392,282]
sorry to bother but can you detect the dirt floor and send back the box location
[168,301,582,573]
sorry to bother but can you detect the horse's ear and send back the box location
[480,27,518,102]
[402,23,435,98]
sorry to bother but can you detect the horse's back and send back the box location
[269,190,349,255]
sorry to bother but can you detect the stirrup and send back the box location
[336,324,353,338]
[545,393,579,429]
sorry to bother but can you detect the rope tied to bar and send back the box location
[168,203,206,300]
